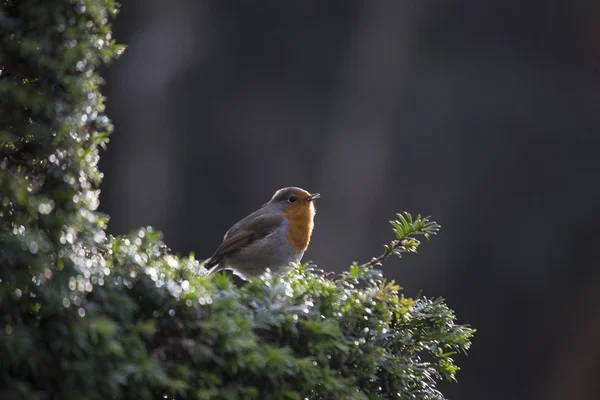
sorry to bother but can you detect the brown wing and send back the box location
[205,210,283,271]
[212,230,256,258]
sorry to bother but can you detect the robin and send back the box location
[204,187,320,280]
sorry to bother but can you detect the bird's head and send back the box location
[267,187,320,217]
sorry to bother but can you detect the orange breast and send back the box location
[283,204,315,253]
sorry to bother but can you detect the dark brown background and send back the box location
[100,1,600,399]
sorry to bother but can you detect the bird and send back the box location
[204,187,320,280]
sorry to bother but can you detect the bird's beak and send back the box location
[306,193,321,202]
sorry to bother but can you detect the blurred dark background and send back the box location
[100,1,600,399]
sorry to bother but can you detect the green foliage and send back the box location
[358,213,440,270]
[0,1,474,399]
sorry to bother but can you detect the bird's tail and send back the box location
[204,257,223,275]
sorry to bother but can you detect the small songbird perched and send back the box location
[204,187,320,280]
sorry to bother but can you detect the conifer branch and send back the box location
[359,212,441,269]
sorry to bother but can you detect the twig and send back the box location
[357,213,440,270]
[358,241,401,269]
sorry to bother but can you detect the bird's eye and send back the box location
[288,196,297,203]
